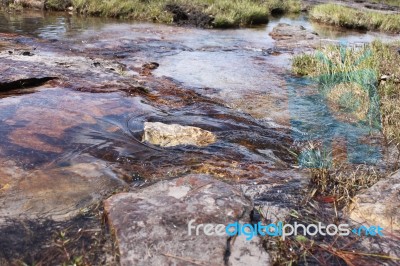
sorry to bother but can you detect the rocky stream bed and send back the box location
[0,9,399,265]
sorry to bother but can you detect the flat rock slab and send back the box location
[348,171,400,231]
[0,48,137,93]
[142,121,216,147]
[270,23,320,51]
[0,158,126,222]
[239,169,309,222]
[104,174,270,265]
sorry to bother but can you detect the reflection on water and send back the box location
[0,10,397,42]
[0,10,119,39]
[270,15,398,43]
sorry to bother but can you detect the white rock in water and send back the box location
[142,122,216,147]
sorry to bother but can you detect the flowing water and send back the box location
[0,10,398,220]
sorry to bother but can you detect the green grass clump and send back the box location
[297,141,382,207]
[293,40,400,165]
[70,0,300,28]
[45,0,72,10]
[207,0,270,28]
[263,0,301,14]
[72,0,173,22]
[371,0,400,7]
[3,0,299,28]
[292,41,400,206]
[310,3,400,33]
[291,41,395,79]
[292,54,318,76]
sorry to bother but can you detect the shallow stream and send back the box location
[0,10,398,216]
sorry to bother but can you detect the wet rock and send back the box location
[347,171,400,231]
[0,49,138,93]
[22,51,33,56]
[142,62,159,70]
[270,23,316,40]
[239,169,309,222]
[0,159,126,222]
[140,62,160,76]
[104,174,270,265]
[257,149,288,167]
[269,23,320,50]
[142,121,216,147]
[261,48,282,56]
[0,77,57,91]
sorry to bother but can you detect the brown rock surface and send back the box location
[270,23,320,50]
[142,121,216,147]
[347,171,400,231]
[0,158,126,222]
[104,174,271,265]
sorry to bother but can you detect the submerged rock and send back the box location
[104,174,270,265]
[347,171,400,231]
[0,158,126,222]
[142,121,216,147]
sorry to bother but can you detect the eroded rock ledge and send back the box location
[104,174,270,266]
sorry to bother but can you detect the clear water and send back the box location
[0,10,397,174]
